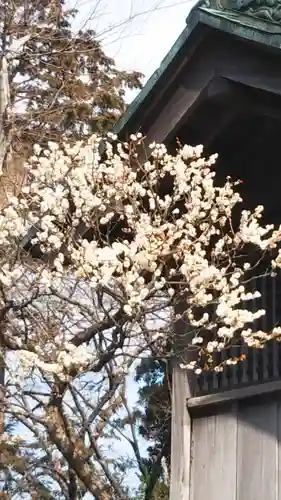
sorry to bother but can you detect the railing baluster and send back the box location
[271,278,278,327]
[262,346,269,381]
[272,341,279,379]
[261,274,267,332]
[192,271,281,397]
[251,348,258,382]
[270,275,279,379]
[241,344,249,384]
[230,345,239,387]
[260,276,269,380]
[220,350,228,389]
[201,371,209,394]
[249,276,257,383]
[212,367,219,391]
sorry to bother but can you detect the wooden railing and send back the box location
[193,274,281,396]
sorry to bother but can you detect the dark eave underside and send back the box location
[114,3,281,137]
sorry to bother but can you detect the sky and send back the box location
[74,0,194,409]
[4,3,193,498]
[68,1,196,496]
[71,0,196,100]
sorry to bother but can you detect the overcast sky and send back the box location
[72,0,196,100]
[69,1,196,496]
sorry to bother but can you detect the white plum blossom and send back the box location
[0,134,280,379]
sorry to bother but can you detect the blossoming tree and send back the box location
[0,133,281,497]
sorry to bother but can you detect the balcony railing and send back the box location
[193,274,281,396]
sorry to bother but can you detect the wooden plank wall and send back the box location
[190,406,237,500]
[190,395,281,500]
[237,400,278,500]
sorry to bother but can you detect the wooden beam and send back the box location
[215,37,281,98]
[188,379,281,410]
[169,303,195,500]
[170,364,191,500]
[144,32,281,145]
[146,53,216,144]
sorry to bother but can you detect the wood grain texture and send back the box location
[190,406,237,500]
[169,299,195,500]
[146,48,216,144]
[278,399,281,500]
[169,365,191,500]
[237,399,278,500]
[188,379,281,410]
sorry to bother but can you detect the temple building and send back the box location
[115,2,281,499]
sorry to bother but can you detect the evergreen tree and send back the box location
[132,479,169,500]
[2,0,142,155]
[135,358,171,500]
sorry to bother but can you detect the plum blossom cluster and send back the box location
[1,132,281,498]
[0,133,281,381]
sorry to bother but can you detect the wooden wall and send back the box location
[189,394,281,500]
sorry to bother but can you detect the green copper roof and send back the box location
[114,0,281,136]
[113,8,199,135]
[203,0,281,28]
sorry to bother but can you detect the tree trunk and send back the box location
[0,55,11,435]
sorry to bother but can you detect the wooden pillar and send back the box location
[169,364,192,500]
[169,301,194,500]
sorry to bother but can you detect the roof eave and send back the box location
[113,7,203,136]
[114,5,281,137]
